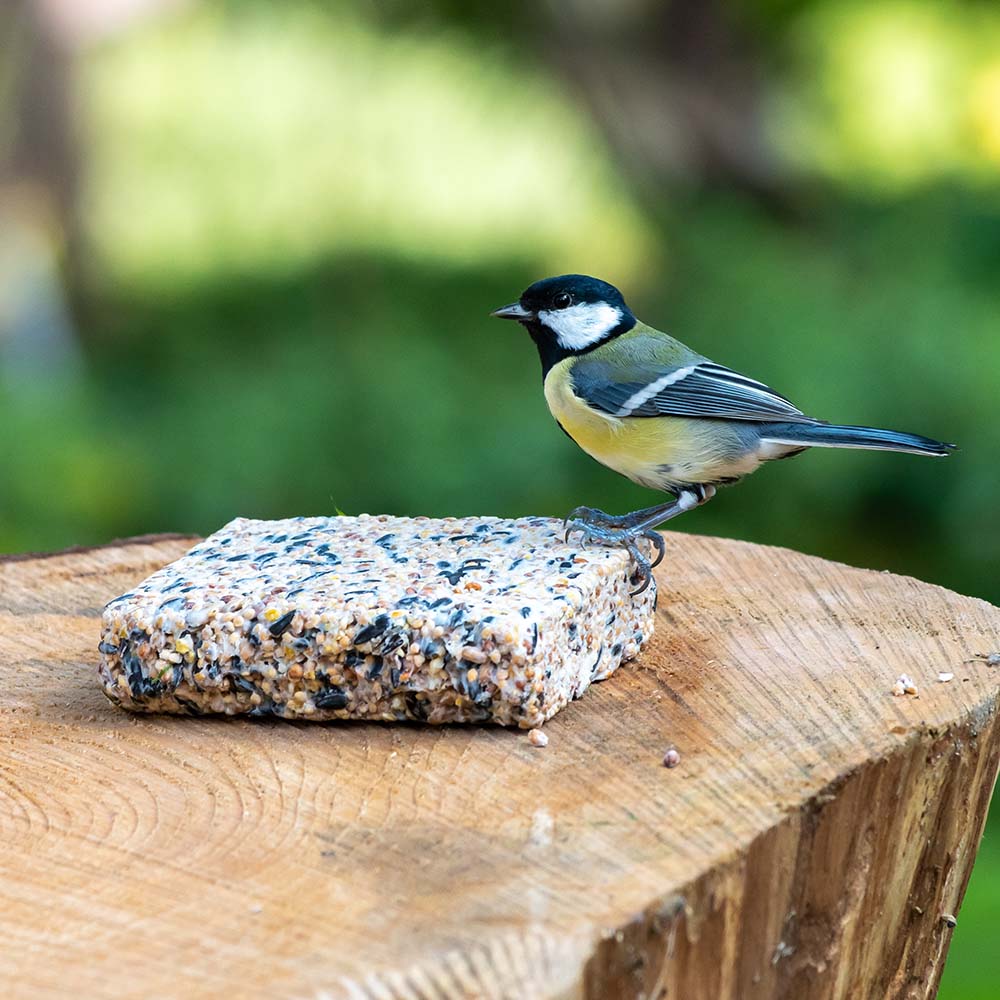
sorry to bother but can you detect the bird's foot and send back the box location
[563,510,664,596]
[562,505,625,534]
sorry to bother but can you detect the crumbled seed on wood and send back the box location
[662,747,681,768]
[892,673,919,697]
[528,729,549,747]
[98,514,655,727]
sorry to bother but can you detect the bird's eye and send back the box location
[553,292,573,309]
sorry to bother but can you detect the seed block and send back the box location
[98,515,656,727]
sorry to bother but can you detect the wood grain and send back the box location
[1,533,998,1000]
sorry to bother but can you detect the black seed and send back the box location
[590,644,604,676]
[366,657,384,680]
[429,597,452,609]
[520,606,531,619]
[354,614,390,645]
[315,686,348,709]
[98,641,119,655]
[268,610,296,637]
[157,596,187,612]
[226,553,250,562]
[174,694,202,714]
[403,692,428,720]
[438,559,488,587]
[611,642,623,656]
[375,630,406,655]
[529,623,539,653]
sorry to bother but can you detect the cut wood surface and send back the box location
[1,533,999,1000]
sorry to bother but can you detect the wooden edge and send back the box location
[0,533,201,565]
[579,705,1000,998]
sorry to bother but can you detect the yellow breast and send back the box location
[542,358,762,490]
[543,359,681,487]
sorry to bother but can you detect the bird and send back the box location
[491,274,955,594]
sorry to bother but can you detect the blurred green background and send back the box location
[1,0,997,992]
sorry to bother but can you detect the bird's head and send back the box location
[491,275,636,367]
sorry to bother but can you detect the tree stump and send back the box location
[1,533,998,1000]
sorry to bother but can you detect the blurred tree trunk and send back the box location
[0,0,182,371]
[538,0,789,207]
[0,0,82,377]
[0,0,81,230]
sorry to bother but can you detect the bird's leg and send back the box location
[564,486,716,594]
[563,500,673,532]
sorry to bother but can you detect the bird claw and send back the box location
[562,510,664,596]
[619,538,652,595]
[645,529,666,569]
[563,505,621,535]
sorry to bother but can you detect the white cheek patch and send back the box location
[538,302,623,351]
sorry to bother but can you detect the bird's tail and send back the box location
[762,422,957,457]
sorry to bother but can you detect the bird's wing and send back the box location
[571,344,813,424]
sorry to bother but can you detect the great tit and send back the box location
[492,274,955,593]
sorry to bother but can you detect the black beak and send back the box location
[490,302,534,321]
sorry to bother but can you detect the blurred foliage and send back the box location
[779,1,1000,189]
[0,0,998,994]
[80,3,656,289]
